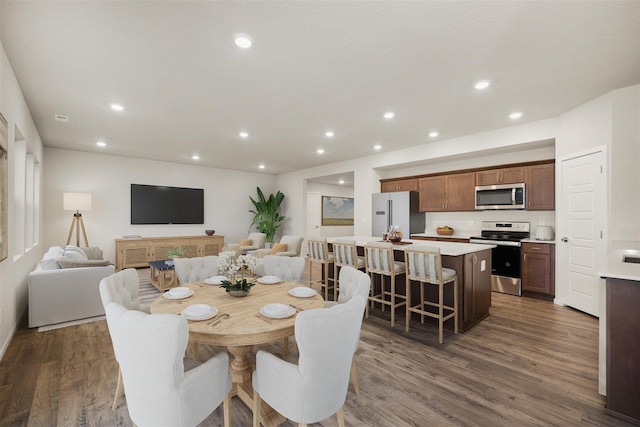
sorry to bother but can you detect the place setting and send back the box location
[181,303,218,321]
[163,286,194,300]
[288,286,317,298]
[203,275,228,285]
[256,275,283,285]
[256,303,296,323]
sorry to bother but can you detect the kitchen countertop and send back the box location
[411,232,476,239]
[600,241,640,281]
[327,236,495,256]
[521,238,556,244]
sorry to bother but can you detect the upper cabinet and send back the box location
[418,172,475,212]
[476,166,525,186]
[526,163,555,210]
[380,178,418,193]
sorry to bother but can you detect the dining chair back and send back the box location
[174,255,219,284]
[261,255,306,283]
[252,295,367,426]
[105,302,232,427]
[363,241,406,327]
[404,246,458,343]
[332,239,365,300]
[307,237,335,300]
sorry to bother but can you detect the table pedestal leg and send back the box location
[227,345,287,427]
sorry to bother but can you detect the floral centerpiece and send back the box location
[217,251,259,296]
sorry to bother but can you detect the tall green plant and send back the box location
[248,187,285,243]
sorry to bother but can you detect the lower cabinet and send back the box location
[115,235,225,270]
[521,242,555,296]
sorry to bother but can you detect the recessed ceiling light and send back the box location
[509,112,523,119]
[191,154,200,160]
[258,164,265,169]
[429,131,439,138]
[54,114,69,122]
[373,144,382,150]
[474,80,491,90]
[239,131,249,138]
[383,112,395,120]
[234,34,253,48]
[325,131,335,138]
[317,148,325,154]
[110,103,124,111]
[96,141,107,148]
[339,179,345,185]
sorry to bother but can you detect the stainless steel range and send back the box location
[469,221,530,296]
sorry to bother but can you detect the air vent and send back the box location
[622,254,640,264]
[54,114,69,122]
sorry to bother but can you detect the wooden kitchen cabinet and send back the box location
[115,235,225,270]
[380,178,418,192]
[418,172,475,212]
[476,166,525,186]
[521,242,555,296]
[526,163,555,210]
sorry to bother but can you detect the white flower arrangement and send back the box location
[217,251,258,291]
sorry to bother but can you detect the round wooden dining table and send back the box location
[150,280,324,426]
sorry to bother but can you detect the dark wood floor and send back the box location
[0,289,632,426]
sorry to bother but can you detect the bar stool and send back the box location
[364,241,406,327]
[404,246,458,344]
[332,239,366,301]
[307,237,335,300]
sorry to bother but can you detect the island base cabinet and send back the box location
[606,277,640,425]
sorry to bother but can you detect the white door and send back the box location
[306,192,321,238]
[558,148,606,317]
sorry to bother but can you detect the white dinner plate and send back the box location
[182,304,218,321]
[288,287,317,298]
[257,275,282,285]
[163,289,195,300]
[204,275,228,285]
[260,303,296,319]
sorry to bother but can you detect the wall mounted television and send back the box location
[131,184,204,225]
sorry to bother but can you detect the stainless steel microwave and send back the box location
[475,183,526,210]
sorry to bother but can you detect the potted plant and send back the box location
[249,187,286,244]
[165,246,185,259]
[217,251,259,297]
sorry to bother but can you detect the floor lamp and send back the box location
[64,192,91,247]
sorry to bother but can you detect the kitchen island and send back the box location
[327,236,494,333]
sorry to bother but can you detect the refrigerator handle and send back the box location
[387,199,392,230]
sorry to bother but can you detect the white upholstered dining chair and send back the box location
[261,255,306,283]
[99,268,149,411]
[105,302,232,427]
[174,255,219,284]
[324,266,371,395]
[252,295,367,427]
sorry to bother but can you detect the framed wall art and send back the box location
[0,112,8,262]
[321,196,354,226]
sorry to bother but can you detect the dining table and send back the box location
[150,279,325,427]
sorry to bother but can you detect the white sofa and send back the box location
[28,245,115,328]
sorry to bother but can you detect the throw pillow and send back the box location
[61,250,87,261]
[79,246,104,260]
[239,239,253,247]
[270,243,288,255]
[63,246,89,260]
[57,259,113,269]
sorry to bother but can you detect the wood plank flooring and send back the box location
[0,283,632,426]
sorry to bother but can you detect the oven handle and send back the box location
[469,239,521,247]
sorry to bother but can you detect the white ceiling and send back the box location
[1,1,638,176]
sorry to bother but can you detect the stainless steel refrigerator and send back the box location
[371,191,425,237]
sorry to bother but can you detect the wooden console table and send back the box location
[115,235,224,271]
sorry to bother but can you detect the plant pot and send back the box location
[227,289,250,297]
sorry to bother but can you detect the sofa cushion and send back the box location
[270,243,288,255]
[39,246,65,270]
[64,246,89,260]
[61,250,87,261]
[239,239,252,247]
[79,246,104,260]
[57,259,113,269]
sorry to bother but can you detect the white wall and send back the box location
[0,42,44,359]
[43,148,277,262]
[306,182,354,238]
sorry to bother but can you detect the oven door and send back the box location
[491,245,521,278]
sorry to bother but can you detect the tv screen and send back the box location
[131,184,204,224]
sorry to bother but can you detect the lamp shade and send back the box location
[63,192,92,211]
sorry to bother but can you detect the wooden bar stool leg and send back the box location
[420,283,425,324]
[439,283,444,344]
[390,274,395,327]
[454,278,459,334]
[405,278,411,332]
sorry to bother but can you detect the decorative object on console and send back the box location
[436,226,454,235]
[165,246,185,259]
[249,187,286,243]
[64,192,92,247]
[205,229,215,236]
[217,251,258,296]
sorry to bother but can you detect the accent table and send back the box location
[148,259,177,291]
[150,280,325,427]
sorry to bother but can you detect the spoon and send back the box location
[289,304,303,312]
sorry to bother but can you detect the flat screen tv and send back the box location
[131,184,204,224]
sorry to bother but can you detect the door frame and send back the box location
[555,145,608,315]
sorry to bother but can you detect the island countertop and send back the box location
[327,236,495,256]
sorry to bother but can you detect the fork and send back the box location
[289,304,303,312]
[207,313,230,326]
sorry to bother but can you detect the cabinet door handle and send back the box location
[524,254,527,261]
[531,247,541,250]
